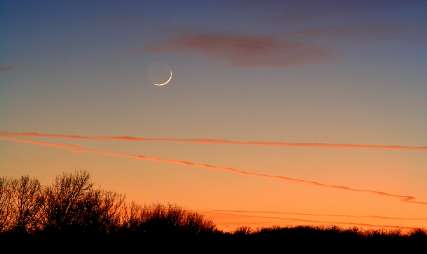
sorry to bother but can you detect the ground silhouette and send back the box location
[0,171,426,251]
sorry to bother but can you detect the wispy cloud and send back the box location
[145,1,425,68]
[146,33,329,67]
[145,24,417,68]
[1,135,426,206]
[1,131,426,152]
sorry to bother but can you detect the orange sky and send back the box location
[1,132,427,231]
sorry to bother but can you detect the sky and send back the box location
[1,0,427,231]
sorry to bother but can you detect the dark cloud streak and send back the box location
[146,33,329,67]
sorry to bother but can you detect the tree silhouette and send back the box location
[42,171,93,232]
[0,176,43,233]
[123,204,216,236]
[41,171,125,234]
[0,177,15,232]
[13,176,44,232]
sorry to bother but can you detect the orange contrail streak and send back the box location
[1,136,426,206]
[1,131,427,151]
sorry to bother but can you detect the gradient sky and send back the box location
[1,0,427,231]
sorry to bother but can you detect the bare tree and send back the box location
[41,171,125,233]
[42,171,93,232]
[0,176,43,233]
[0,177,16,232]
[94,191,126,232]
[13,176,44,232]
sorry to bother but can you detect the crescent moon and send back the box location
[153,70,173,87]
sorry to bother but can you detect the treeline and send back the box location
[0,171,426,251]
[0,171,215,236]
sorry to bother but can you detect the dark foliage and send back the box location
[0,171,426,252]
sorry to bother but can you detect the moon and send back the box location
[153,70,173,87]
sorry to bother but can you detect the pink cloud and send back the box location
[146,33,329,67]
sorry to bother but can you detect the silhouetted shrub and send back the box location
[122,203,216,237]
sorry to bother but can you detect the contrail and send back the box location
[1,136,426,206]
[209,210,427,221]
[1,131,427,151]
[206,212,422,230]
